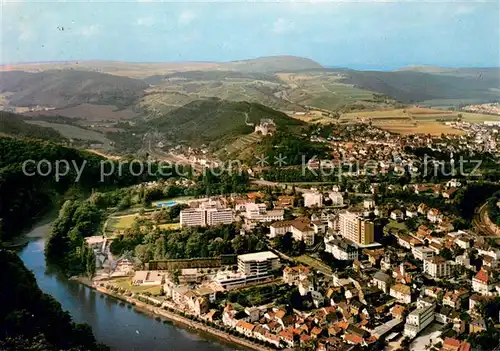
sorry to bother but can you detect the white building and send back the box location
[180,201,234,227]
[364,199,376,210]
[269,219,315,245]
[214,252,280,290]
[303,192,323,208]
[390,284,412,304]
[372,271,392,294]
[404,299,435,338]
[412,246,435,261]
[423,256,452,278]
[472,269,495,295]
[237,251,279,276]
[245,203,284,223]
[324,238,358,261]
[328,192,344,206]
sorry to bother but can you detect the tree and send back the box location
[440,247,453,260]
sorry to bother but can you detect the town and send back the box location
[72,117,500,351]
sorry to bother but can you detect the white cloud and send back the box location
[455,5,475,16]
[178,10,196,26]
[136,16,156,26]
[77,24,100,37]
[272,18,295,34]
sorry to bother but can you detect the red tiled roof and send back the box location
[344,333,363,345]
[236,320,255,331]
[474,269,489,283]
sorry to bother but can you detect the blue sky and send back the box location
[1,0,499,69]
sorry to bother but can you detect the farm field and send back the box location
[295,254,333,275]
[340,107,495,135]
[23,103,138,122]
[24,120,114,149]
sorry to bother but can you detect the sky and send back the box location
[1,0,499,69]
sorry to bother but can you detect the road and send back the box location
[473,202,500,237]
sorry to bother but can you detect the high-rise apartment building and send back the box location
[338,211,374,245]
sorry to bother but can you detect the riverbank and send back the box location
[73,277,274,351]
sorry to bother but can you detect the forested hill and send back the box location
[0,137,189,241]
[0,111,66,142]
[147,98,304,147]
[0,250,108,350]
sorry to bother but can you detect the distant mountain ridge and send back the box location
[0,70,148,108]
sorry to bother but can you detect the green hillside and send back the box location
[147,98,304,147]
[0,111,66,142]
[337,69,500,104]
[0,70,148,108]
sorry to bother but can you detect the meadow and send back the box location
[25,121,114,149]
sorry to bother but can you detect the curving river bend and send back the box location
[17,218,237,351]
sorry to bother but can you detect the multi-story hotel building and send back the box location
[237,251,279,276]
[338,211,375,245]
[214,251,280,290]
[180,200,234,227]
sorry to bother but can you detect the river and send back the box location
[17,218,236,351]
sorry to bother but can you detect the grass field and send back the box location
[157,223,181,230]
[295,254,333,275]
[106,214,138,233]
[25,121,113,149]
[110,277,162,295]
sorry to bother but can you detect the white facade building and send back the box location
[404,299,435,338]
[303,192,323,208]
[423,257,452,278]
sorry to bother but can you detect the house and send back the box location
[269,219,315,245]
[390,209,404,221]
[469,319,487,334]
[482,255,497,268]
[442,187,458,199]
[391,304,406,319]
[372,271,392,293]
[440,337,471,351]
[236,320,255,337]
[397,234,423,249]
[329,192,344,206]
[472,269,495,295]
[311,220,327,234]
[423,256,452,278]
[406,207,418,218]
[443,289,468,309]
[283,265,310,285]
[325,238,358,261]
[412,246,434,261]
[418,203,429,215]
[427,208,443,223]
[303,192,323,208]
[390,284,412,304]
[274,195,295,208]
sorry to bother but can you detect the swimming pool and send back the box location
[155,201,178,208]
